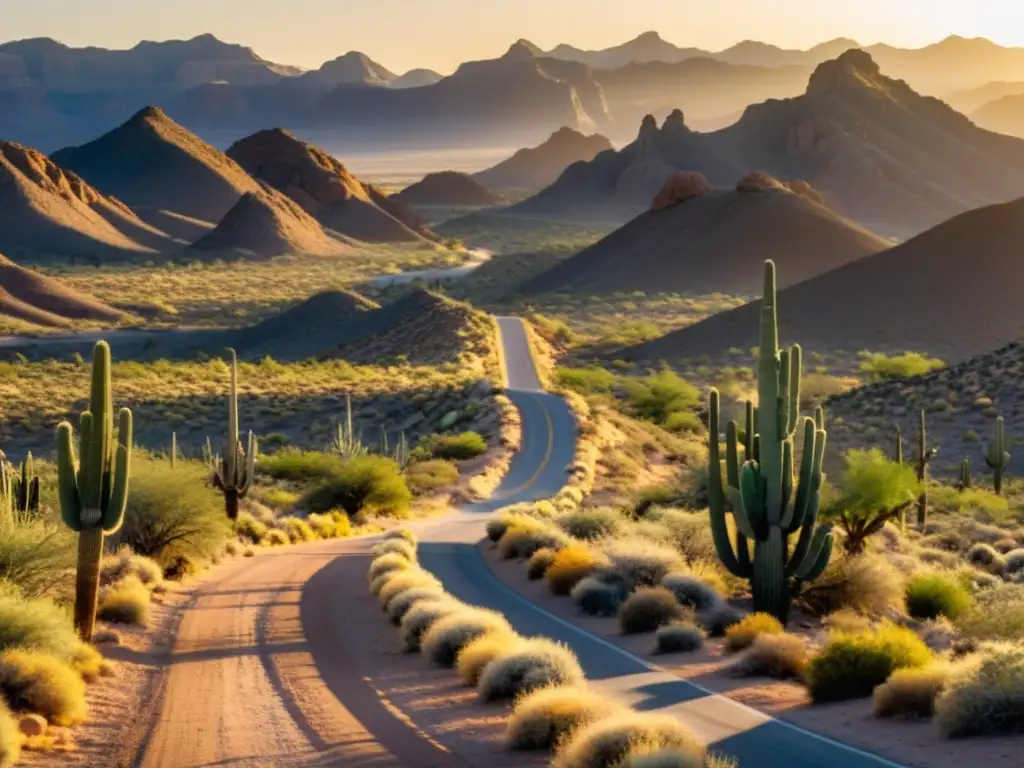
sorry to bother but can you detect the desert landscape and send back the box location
[2,4,1024,767]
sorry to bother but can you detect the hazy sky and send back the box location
[6,0,1024,73]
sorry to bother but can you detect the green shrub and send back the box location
[400,598,464,651]
[555,366,616,396]
[622,370,701,433]
[660,573,723,612]
[572,577,626,617]
[98,576,151,626]
[906,573,972,620]
[936,644,1024,737]
[278,517,316,544]
[421,608,512,667]
[0,700,19,768]
[526,548,557,580]
[873,662,958,719]
[301,456,411,518]
[405,459,460,495]
[121,457,230,564]
[724,613,784,652]
[621,751,737,768]
[655,622,704,654]
[235,513,268,545]
[257,449,345,481]
[619,587,686,634]
[858,352,944,381]
[0,514,75,601]
[428,432,488,460]
[804,623,933,702]
[0,649,87,725]
[732,633,809,679]
[552,712,704,768]
[558,509,624,541]
[506,686,626,750]
[260,528,290,547]
[0,587,81,661]
[456,630,522,686]
[477,637,585,702]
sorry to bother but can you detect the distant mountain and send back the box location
[390,69,443,89]
[521,175,889,296]
[473,127,614,190]
[714,38,860,67]
[392,172,504,207]
[945,81,1024,114]
[545,31,706,69]
[301,51,396,87]
[972,94,1024,139]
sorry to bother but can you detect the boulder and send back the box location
[651,171,713,211]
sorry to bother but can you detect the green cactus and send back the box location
[986,416,1011,495]
[958,457,972,492]
[333,394,368,460]
[55,341,133,641]
[206,349,256,520]
[379,425,389,456]
[894,425,903,465]
[915,410,938,530]
[13,453,39,513]
[394,431,411,472]
[708,260,834,625]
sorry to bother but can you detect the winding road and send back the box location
[132,316,903,768]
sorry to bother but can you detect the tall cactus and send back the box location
[915,410,937,529]
[394,431,410,472]
[894,425,903,465]
[333,394,367,460]
[708,260,834,625]
[958,457,972,492]
[14,453,39,513]
[207,349,256,520]
[986,416,1011,495]
[56,341,133,641]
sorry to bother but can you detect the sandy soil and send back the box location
[480,543,1024,768]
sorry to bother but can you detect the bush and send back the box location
[421,609,511,667]
[69,643,107,681]
[367,553,413,585]
[696,601,743,637]
[400,598,464,651]
[600,538,683,588]
[622,370,701,433]
[873,662,957,719]
[499,524,570,560]
[643,509,717,564]
[257,449,345,481]
[456,630,523,686]
[387,586,445,624]
[527,548,557,580]
[547,545,607,596]
[98,576,151,626]
[724,613,784,652]
[0,588,81,661]
[235,513,268,545]
[428,432,488,460]
[260,528,290,547]
[0,649,87,725]
[405,459,460,496]
[655,622,704,654]
[936,644,1024,737]
[120,457,230,564]
[804,623,933,703]
[558,509,624,541]
[1004,548,1024,575]
[556,366,616,396]
[956,583,1024,640]
[660,573,723,612]
[301,456,411,518]
[477,638,585,702]
[378,570,442,610]
[799,554,906,617]
[279,517,316,544]
[373,538,416,561]
[572,577,626,617]
[732,633,809,679]
[858,352,944,381]
[307,512,350,539]
[101,548,164,590]
[906,573,972,620]
[621,751,736,768]
[619,588,686,634]
[0,701,19,768]
[0,514,75,602]
[506,686,626,750]
[966,542,1005,574]
[552,712,703,768]
[383,528,417,545]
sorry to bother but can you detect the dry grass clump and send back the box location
[367,552,414,585]
[696,601,743,637]
[955,583,1024,641]
[732,633,809,679]
[965,542,1005,575]
[0,700,18,768]
[655,622,704,654]
[905,572,972,621]
[873,661,963,719]
[477,637,585,702]
[235,513,268,544]
[548,545,609,596]
[456,630,524,686]
[260,528,290,547]
[499,524,571,560]
[620,752,734,768]
[527,548,557,580]
[378,570,442,609]
[936,643,1024,737]
[307,512,351,540]
[557,509,625,541]
[421,608,512,667]
[386,586,445,624]
[69,642,110,681]
[383,528,418,546]
[506,685,627,750]
[100,548,164,590]
[804,623,933,703]
[97,576,152,626]
[821,609,872,634]
[572,577,627,617]
[599,538,683,588]
[1003,548,1024,576]
[0,649,87,725]
[279,517,316,543]
[400,598,465,652]
[660,573,724,612]
[552,712,704,768]
[487,512,549,544]
[619,587,686,634]
[724,613,784,652]
[799,554,906,617]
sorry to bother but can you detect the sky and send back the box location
[6,0,1024,74]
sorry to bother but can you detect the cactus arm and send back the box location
[781,440,794,519]
[101,408,132,533]
[786,475,823,576]
[783,418,816,532]
[895,425,903,465]
[56,422,83,532]
[778,349,790,439]
[725,421,740,489]
[708,389,749,577]
[795,526,833,581]
[787,345,802,436]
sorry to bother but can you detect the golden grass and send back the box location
[0,650,87,726]
[506,685,627,750]
[547,545,607,596]
[456,630,524,686]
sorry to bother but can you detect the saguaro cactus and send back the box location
[56,341,133,641]
[708,260,834,625]
[958,457,972,492]
[915,410,937,529]
[207,349,256,520]
[333,394,367,460]
[14,453,39,513]
[986,416,1011,495]
[894,425,904,465]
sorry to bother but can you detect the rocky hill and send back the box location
[0,252,126,327]
[392,172,505,207]
[473,127,613,190]
[300,51,396,87]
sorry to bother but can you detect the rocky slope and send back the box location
[473,127,613,190]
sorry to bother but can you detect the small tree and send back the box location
[824,449,920,555]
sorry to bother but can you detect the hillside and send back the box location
[0,141,170,259]
[301,52,396,87]
[521,176,890,296]
[225,128,432,243]
[945,81,1024,114]
[51,106,261,237]
[392,172,505,207]
[622,196,1024,364]
[473,128,613,190]
[972,94,1024,138]
[0,252,125,327]
[189,187,350,258]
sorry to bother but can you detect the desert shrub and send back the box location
[660,573,723,612]
[405,459,460,495]
[655,622,704,654]
[279,517,316,544]
[804,623,933,702]
[556,366,616,396]
[905,573,971,620]
[600,538,683,588]
[0,649,87,725]
[378,569,442,609]
[307,512,350,539]
[100,548,164,590]
[558,509,624,541]
[621,751,736,768]
[732,633,808,679]
[0,701,18,768]
[1004,548,1024,575]
[400,598,464,651]
[572,577,626,617]
[507,685,626,750]
[383,528,417,545]
[0,514,75,601]
[69,643,107,681]
[487,512,550,545]
[696,601,743,637]
[477,638,585,702]
[301,456,411,517]
[367,552,413,584]
[98,576,151,626]
[120,457,230,564]
[644,509,717,564]
[956,584,1024,640]
[527,548,557,580]
[552,712,704,768]
[724,613,784,652]
[859,352,944,381]
[499,524,570,560]
[619,587,686,634]
[257,449,345,481]
[387,586,445,624]
[936,644,1024,737]
[456,630,523,686]
[799,554,906,616]
[622,370,701,433]
[235,513,268,545]
[547,545,608,596]
[873,662,959,719]
[260,528,290,547]
[427,432,488,460]
[822,609,872,634]
[373,538,416,561]
[421,608,512,667]
[0,587,81,661]
[966,542,1006,574]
